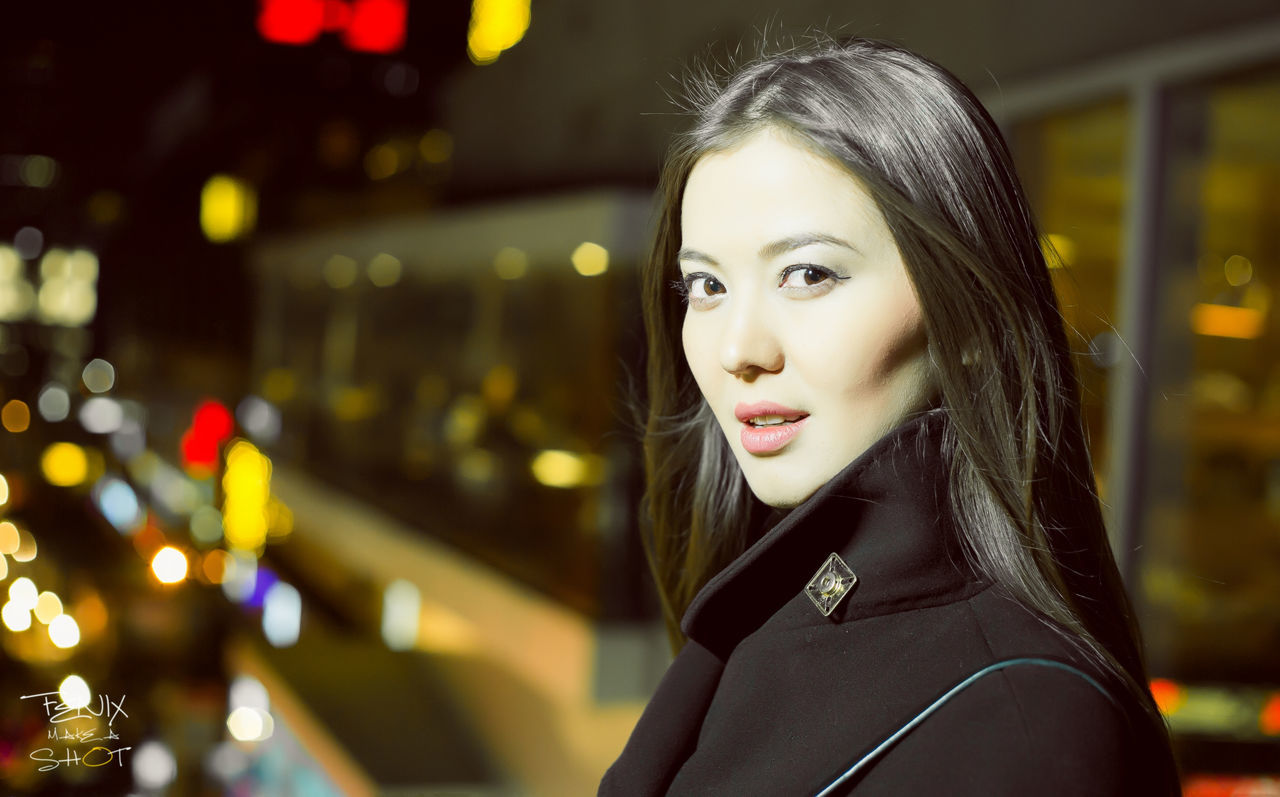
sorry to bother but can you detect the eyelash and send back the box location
[672,265,848,303]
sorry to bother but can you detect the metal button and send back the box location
[805,552,857,617]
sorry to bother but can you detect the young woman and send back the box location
[600,38,1180,795]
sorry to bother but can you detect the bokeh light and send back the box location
[96,476,143,534]
[262,581,301,647]
[0,474,8,507]
[367,252,401,287]
[132,740,178,789]
[236,396,282,445]
[571,241,609,276]
[493,246,528,280]
[48,613,80,648]
[530,449,605,488]
[14,226,43,260]
[467,0,531,65]
[0,520,18,553]
[79,396,124,434]
[381,578,419,651]
[41,442,89,486]
[2,399,30,432]
[58,675,91,709]
[419,129,453,164]
[201,175,257,243]
[82,357,116,393]
[9,577,38,609]
[323,254,358,288]
[34,591,62,623]
[12,527,36,562]
[151,546,189,584]
[37,383,70,421]
[2,600,32,631]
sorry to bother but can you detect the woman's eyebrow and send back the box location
[677,233,861,266]
[759,233,861,259]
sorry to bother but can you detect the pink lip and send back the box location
[734,402,809,455]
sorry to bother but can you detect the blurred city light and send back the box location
[223,440,272,551]
[48,613,80,648]
[96,476,143,534]
[0,520,17,553]
[381,578,419,650]
[14,226,43,260]
[2,399,30,432]
[571,241,609,276]
[42,442,89,486]
[493,246,528,280]
[261,368,297,403]
[258,0,406,53]
[419,129,453,164]
[151,460,202,516]
[227,706,274,742]
[132,740,178,790]
[1191,303,1265,339]
[1152,678,1187,716]
[236,395,282,444]
[12,527,36,562]
[1224,254,1253,287]
[467,0,530,65]
[37,383,70,422]
[19,155,57,188]
[323,254,359,288]
[110,417,147,461]
[82,357,116,393]
[0,474,7,507]
[343,0,407,53]
[9,577,38,609]
[182,398,235,476]
[79,396,124,434]
[2,600,32,631]
[0,555,7,580]
[222,551,258,603]
[263,581,301,647]
[200,175,257,243]
[58,674,91,710]
[1261,693,1280,736]
[367,252,401,286]
[191,504,226,545]
[37,250,97,326]
[530,449,605,488]
[0,247,36,322]
[229,674,270,712]
[202,549,232,583]
[33,591,62,623]
[151,546,189,584]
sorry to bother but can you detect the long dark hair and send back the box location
[641,36,1170,742]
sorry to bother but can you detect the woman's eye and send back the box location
[779,265,837,289]
[681,273,726,300]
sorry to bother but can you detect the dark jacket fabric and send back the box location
[601,410,1175,796]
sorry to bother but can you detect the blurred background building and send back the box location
[0,1,1278,794]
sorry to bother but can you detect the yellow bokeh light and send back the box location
[368,253,402,287]
[0,520,18,554]
[0,555,7,581]
[227,706,274,742]
[41,442,89,487]
[482,364,517,410]
[323,254,358,289]
[571,241,609,277]
[200,175,257,243]
[34,591,62,624]
[261,368,297,403]
[530,449,605,488]
[151,546,188,584]
[1224,254,1253,287]
[2,399,31,433]
[2,600,31,632]
[1190,303,1265,339]
[419,129,453,164]
[493,246,528,280]
[11,528,36,563]
[467,0,531,65]
[364,143,401,180]
[59,675,91,710]
[48,613,80,648]
[202,549,233,584]
[223,440,272,551]
[0,473,8,506]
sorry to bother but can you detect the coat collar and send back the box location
[681,408,986,659]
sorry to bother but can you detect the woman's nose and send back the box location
[719,300,784,377]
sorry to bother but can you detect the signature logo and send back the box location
[20,691,131,772]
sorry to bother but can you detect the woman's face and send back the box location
[679,128,937,507]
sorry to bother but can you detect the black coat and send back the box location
[601,411,1175,795]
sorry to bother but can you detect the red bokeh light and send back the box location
[257,0,326,46]
[343,0,407,54]
[258,0,405,53]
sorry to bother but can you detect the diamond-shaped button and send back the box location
[805,552,857,617]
